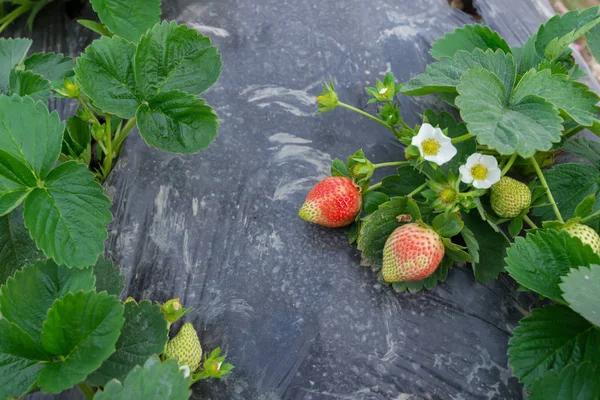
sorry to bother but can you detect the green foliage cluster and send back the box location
[0,0,231,398]
[315,7,600,397]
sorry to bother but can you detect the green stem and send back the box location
[563,125,585,140]
[113,117,136,153]
[366,182,382,192]
[523,214,538,229]
[407,182,427,198]
[0,3,31,32]
[372,161,409,169]
[77,383,94,400]
[451,133,473,144]
[102,116,112,179]
[459,190,483,198]
[501,153,518,176]
[338,101,401,136]
[76,96,101,125]
[530,156,564,223]
[397,118,412,131]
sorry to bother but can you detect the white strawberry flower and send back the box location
[459,153,501,189]
[411,123,457,166]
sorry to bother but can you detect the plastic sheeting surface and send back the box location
[6,0,576,398]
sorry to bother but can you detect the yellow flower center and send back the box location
[421,139,441,156]
[440,187,458,204]
[471,164,488,180]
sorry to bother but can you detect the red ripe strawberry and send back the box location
[298,177,362,228]
[382,223,445,282]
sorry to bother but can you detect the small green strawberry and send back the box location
[382,223,445,282]
[563,223,600,255]
[164,322,203,372]
[490,176,531,219]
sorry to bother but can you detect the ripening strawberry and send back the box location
[163,322,203,372]
[563,223,600,255]
[490,176,531,219]
[298,177,362,228]
[381,223,445,282]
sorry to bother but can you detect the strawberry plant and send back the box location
[302,7,600,397]
[0,0,232,398]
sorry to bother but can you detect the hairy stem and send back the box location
[451,133,473,144]
[112,117,137,153]
[407,182,427,198]
[372,161,409,169]
[76,96,101,126]
[530,156,564,223]
[366,181,382,192]
[101,116,112,179]
[338,101,402,136]
[501,153,518,176]
[0,3,31,32]
[522,214,538,229]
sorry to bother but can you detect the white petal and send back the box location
[486,167,502,185]
[480,154,499,169]
[464,153,482,168]
[459,165,473,183]
[426,142,457,165]
[472,179,490,189]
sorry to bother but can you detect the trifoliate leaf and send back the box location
[565,137,600,169]
[136,90,218,154]
[392,256,452,293]
[0,319,50,399]
[430,24,511,60]
[560,264,600,327]
[402,48,516,96]
[530,362,600,400]
[357,197,421,270]
[93,257,125,297]
[0,149,37,215]
[0,38,32,93]
[0,260,95,346]
[9,70,51,103]
[0,95,63,180]
[508,304,600,389]
[39,290,125,394]
[23,52,75,84]
[515,34,545,75]
[536,7,600,59]
[135,21,221,98]
[362,191,389,214]
[505,229,600,303]
[0,208,44,285]
[90,0,161,43]
[75,36,141,118]
[511,69,600,127]
[87,301,168,386]
[377,165,426,197]
[533,163,600,223]
[95,356,190,400]
[24,161,113,268]
[461,211,509,282]
[456,67,563,157]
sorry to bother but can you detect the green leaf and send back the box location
[23,52,75,84]
[0,208,44,285]
[565,137,600,169]
[0,38,32,93]
[431,213,463,237]
[39,290,125,394]
[94,356,191,400]
[135,21,221,98]
[430,24,511,60]
[0,319,50,399]
[24,161,113,268]
[62,115,91,163]
[574,194,597,219]
[402,48,516,96]
[77,19,114,38]
[0,95,64,180]
[511,69,599,127]
[533,163,600,223]
[357,197,421,270]
[392,256,452,293]
[330,158,349,177]
[508,304,600,388]
[88,301,169,386]
[0,150,37,215]
[536,7,600,59]
[455,67,563,157]
[530,362,600,400]
[136,90,219,154]
[515,34,545,75]
[587,23,600,64]
[75,36,141,118]
[560,264,600,326]
[9,70,51,103]
[377,165,426,197]
[90,0,161,43]
[508,217,523,237]
[93,257,125,297]
[362,191,388,214]
[505,229,600,302]
[0,259,95,347]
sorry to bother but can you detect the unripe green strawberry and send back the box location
[298,177,362,228]
[382,223,445,282]
[164,322,203,371]
[563,223,600,255]
[490,176,531,218]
